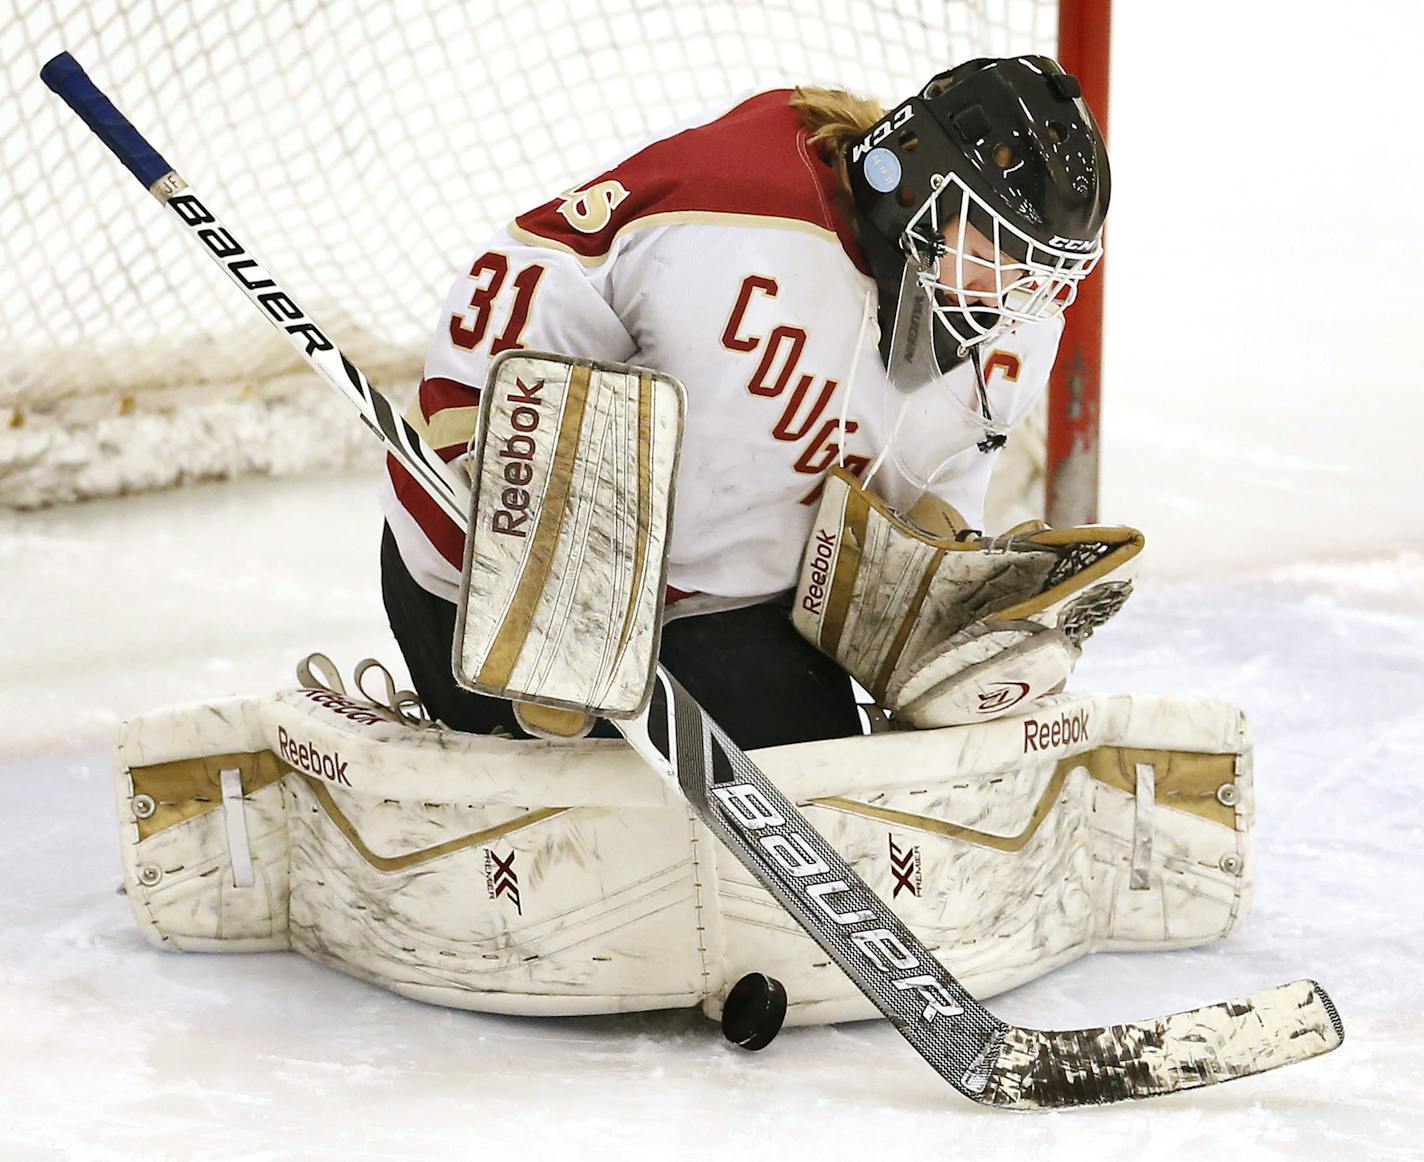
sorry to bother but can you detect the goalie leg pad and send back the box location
[116,685,1253,1026]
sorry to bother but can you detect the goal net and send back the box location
[3,0,1090,523]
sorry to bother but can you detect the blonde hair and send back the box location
[790,86,885,194]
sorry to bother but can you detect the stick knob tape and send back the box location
[41,52,174,188]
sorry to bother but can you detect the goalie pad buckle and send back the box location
[454,351,685,721]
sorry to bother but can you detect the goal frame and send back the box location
[1047,0,1111,526]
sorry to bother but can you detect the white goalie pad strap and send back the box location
[454,351,684,718]
[793,467,1143,725]
[1130,762,1156,891]
[219,767,255,888]
[114,683,1254,1026]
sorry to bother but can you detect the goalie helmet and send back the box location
[848,56,1109,380]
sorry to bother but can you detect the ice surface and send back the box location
[2,474,1421,1159]
[5,0,1424,1155]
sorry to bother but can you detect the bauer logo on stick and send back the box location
[166,193,334,358]
[711,778,963,1024]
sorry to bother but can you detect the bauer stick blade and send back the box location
[42,51,1344,1108]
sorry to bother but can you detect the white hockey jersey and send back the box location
[382,91,1062,615]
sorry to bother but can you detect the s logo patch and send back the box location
[556,180,630,233]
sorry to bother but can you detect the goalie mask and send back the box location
[848,56,1109,392]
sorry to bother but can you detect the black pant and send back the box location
[380,525,861,750]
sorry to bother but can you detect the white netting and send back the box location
[1,0,1058,508]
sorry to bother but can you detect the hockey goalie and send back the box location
[113,59,1257,1036]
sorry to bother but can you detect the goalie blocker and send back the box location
[453,351,684,738]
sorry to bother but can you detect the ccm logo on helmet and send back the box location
[851,104,914,164]
[1049,234,1097,252]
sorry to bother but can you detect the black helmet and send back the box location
[848,56,1110,369]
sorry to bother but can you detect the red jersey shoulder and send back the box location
[511,91,859,264]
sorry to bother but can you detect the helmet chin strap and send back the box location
[969,345,1007,455]
[883,260,943,393]
[865,269,1012,498]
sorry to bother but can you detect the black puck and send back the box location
[721,972,787,1051]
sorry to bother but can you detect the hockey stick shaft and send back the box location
[44,52,1343,1108]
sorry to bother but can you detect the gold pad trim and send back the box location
[611,371,655,671]
[129,750,286,842]
[126,742,1236,865]
[809,745,1239,852]
[1075,746,1238,829]
[298,777,570,872]
[128,751,572,871]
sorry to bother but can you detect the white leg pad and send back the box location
[114,687,1254,1024]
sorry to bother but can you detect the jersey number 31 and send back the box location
[449,251,546,356]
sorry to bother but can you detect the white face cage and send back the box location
[902,171,1103,351]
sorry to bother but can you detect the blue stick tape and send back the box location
[41,52,174,189]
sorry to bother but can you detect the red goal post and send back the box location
[1049,0,1111,526]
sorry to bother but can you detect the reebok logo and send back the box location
[277,726,352,786]
[800,529,836,614]
[297,688,385,726]
[1023,707,1091,753]
[490,376,545,539]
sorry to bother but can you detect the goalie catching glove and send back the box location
[793,467,1142,727]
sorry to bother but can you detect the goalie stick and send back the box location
[41,51,1344,1108]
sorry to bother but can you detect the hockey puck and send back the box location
[721,972,787,1051]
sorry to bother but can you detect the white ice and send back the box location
[4,0,1424,1157]
[6,474,1422,1160]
